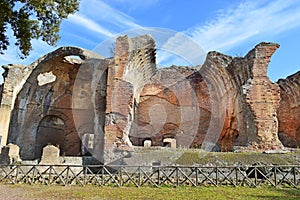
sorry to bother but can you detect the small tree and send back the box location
[0,0,80,58]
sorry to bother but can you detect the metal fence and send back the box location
[0,164,300,187]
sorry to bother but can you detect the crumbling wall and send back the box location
[277,71,300,147]
[200,52,237,151]
[7,47,104,160]
[208,42,284,151]
[106,38,285,153]
[1,47,102,149]
[0,143,21,164]
[0,64,31,146]
[133,42,284,151]
[104,35,156,163]
[226,43,283,150]
[244,43,282,150]
[134,66,211,149]
[1,34,297,165]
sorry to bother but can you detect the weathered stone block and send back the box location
[0,143,21,164]
[39,145,60,165]
[144,140,152,147]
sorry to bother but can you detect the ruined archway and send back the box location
[34,112,82,159]
[5,47,103,160]
[35,115,66,159]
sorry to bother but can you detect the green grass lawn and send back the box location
[174,151,300,166]
[7,184,300,200]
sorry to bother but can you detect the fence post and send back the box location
[254,166,257,187]
[14,165,19,184]
[48,166,52,185]
[215,167,218,186]
[100,167,104,186]
[119,166,123,186]
[83,166,87,186]
[157,167,160,186]
[176,166,179,186]
[274,166,277,187]
[293,167,296,187]
[195,167,198,187]
[138,167,141,187]
[235,167,238,186]
[65,166,69,186]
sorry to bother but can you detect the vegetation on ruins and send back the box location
[0,0,80,58]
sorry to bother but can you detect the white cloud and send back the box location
[101,0,160,11]
[0,40,55,66]
[0,0,142,74]
[0,28,55,66]
[4,0,300,83]
[0,53,18,64]
[77,0,141,30]
[185,0,300,52]
[157,32,206,66]
[60,32,98,47]
[68,14,115,37]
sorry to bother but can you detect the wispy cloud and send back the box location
[60,32,98,47]
[68,14,115,37]
[3,0,300,77]
[0,29,55,66]
[0,0,142,71]
[157,32,206,66]
[76,0,141,31]
[102,0,160,11]
[0,53,18,64]
[185,0,300,52]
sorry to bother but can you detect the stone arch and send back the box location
[35,115,66,159]
[34,110,81,159]
[6,46,104,160]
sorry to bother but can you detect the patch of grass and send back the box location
[6,184,300,200]
[175,151,300,166]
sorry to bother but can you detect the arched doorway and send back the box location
[35,115,66,159]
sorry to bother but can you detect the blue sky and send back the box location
[1,0,300,82]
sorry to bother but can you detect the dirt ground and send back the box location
[0,184,30,200]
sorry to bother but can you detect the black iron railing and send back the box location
[0,164,299,187]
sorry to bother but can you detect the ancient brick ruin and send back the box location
[0,35,299,164]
